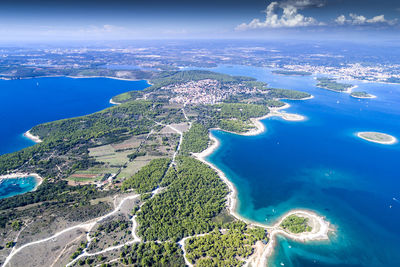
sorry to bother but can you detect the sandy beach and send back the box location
[67,75,141,82]
[0,172,43,190]
[246,210,332,267]
[24,130,42,143]
[356,131,397,145]
[344,85,358,93]
[317,84,358,94]
[242,103,306,136]
[193,134,241,221]
[193,100,310,220]
[298,95,315,100]
[109,98,121,105]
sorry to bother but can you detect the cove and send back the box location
[0,176,39,199]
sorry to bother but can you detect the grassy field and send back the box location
[116,155,162,181]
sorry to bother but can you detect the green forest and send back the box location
[136,156,228,242]
[121,158,171,193]
[0,69,315,266]
[267,88,311,99]
[316,77,353,92]
[180,123,210,154]
[185,222,267,266]
[281,215,312,233]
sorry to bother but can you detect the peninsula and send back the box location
[0,69,330,267]
[316,77,355,93]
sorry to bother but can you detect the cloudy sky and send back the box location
[0,0,399,41]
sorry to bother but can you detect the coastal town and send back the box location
[282,62,400,82]
[1,44,400,86]
[165,79,260,105]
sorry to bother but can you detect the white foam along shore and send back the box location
[356,131,397,145]
[67,75,142,82]
[317,84,358,94]
[109,98,121,105]
[350,93,377,99]
[247,209,332,267]
[242,101,307,136]
[0,172,43,191]
[344,85,358,93]
[192,97,332,266]
[23,130,42,143]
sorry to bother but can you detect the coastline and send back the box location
[0,172,43,191]
[66,75,144,82]
[193,99,309,221]
[247,209,332,267]
[350,93,377,99]
[192,96,332,266]
[243,102,306,136]
[296,95,314,100]
[345,85,358,94]
[0,74,150,83]
[23,130,42,143]
[356,131,397,145]
[317,84,358,94]
[109,98,121,105]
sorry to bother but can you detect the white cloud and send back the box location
[367,15,387,23]
[236,1,321,30]
[335,15,346,25]
[335,14,398,26]
[349,13,367,25]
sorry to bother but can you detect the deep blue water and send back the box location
[205,66,400,267]
[0,76,149,197]
[0,77,149,155]
[0,176,38,199]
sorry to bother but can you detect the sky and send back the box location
[0,0,399,41]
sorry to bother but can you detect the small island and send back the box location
[350,91,376,99]
[280,214,312,234]
[316,77,354,93]
[357,131,397,145]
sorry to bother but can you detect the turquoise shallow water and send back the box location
[205,66,400,266]
[0,177,38,199]
[0,76,149,198]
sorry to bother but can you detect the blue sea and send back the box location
[204,66,400,266]
[0,76,149,197]
[1,68,400,266]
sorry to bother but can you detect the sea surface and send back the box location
[0,176,38,199]
[204,65,400,267]
[1,68,400,266]
[0,76,149,197]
